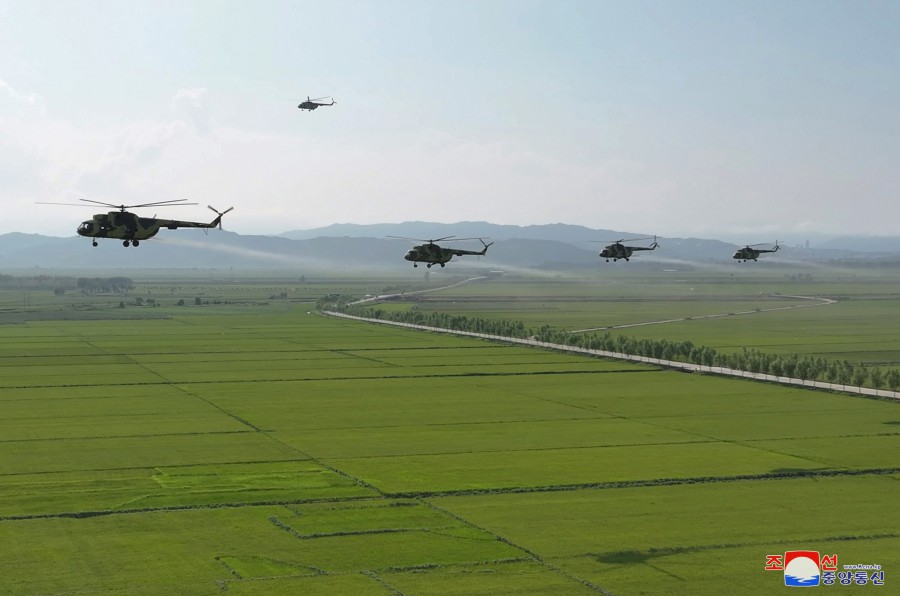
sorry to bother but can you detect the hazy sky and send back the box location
[2,0,899,240]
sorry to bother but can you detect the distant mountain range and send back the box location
[281,221,622,243]
[1,222,898,271]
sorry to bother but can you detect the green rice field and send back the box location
[0,273,898,594]
[394,269,900,368]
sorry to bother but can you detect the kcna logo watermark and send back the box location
[765,551,885,587]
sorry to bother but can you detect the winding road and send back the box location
[350,276,489,305]
[570,294,837,333]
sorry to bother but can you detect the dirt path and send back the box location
[570,294,837,333]
[350,276,488,305]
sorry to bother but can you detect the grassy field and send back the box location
[0,272,897,594]
[389,268,900,369]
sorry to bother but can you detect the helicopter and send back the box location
[596,236,659,262]
[38,199,233,247]
[298,96,335,111]
[733,241,780,262]
[388,236,494,268]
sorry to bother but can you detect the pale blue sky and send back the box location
[2,0,899,240]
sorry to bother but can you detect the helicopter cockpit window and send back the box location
[78,222,93,233]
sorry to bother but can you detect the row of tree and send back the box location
[321,298,900,392]
[76,277,134,294]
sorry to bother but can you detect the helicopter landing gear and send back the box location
[92,240,98,247]
[413,263,418,268]
[132,239,140,247]
[440,263,445,268]
[123,240,130,247]
[427,263,433,268]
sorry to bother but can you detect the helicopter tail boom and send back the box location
[446,239,493,257]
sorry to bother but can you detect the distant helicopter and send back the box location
[298,96,335,111]
[39,199,233,247]
[596,236,659,262]
[733,241,779,262]
[388,236,493,268]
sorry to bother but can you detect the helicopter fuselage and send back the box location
[599,243,631,261]
[599,241,657,262]
[733,244,778,262]
[732,248,760,262]
[403,240,492,268]
[298,98,334,111]
[404,245,455,267]
[77,209,226,247]
[78,212,164,241]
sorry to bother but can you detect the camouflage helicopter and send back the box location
[388,236,493,268]
[733,241,779,262]
[39,199,233,247]
[298,96,335,111]
[596,236,659,262]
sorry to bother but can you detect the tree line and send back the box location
[320,297,900,392]
[76,277,134,294]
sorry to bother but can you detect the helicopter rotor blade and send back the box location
[127,199,198,209]
[386,235,456,243]
[616,236,657,243]
[439,237,486,242]
[586,236,656,244]
[44,198,199,210]
[385,236,489,247]
[77,198,126,209]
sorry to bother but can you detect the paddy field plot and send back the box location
[0,303,897,594]
[398,270,900,368]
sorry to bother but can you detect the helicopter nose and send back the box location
[404,251,416,261]
[76,221,94,236]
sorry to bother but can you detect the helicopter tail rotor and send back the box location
[208,205,234,229]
